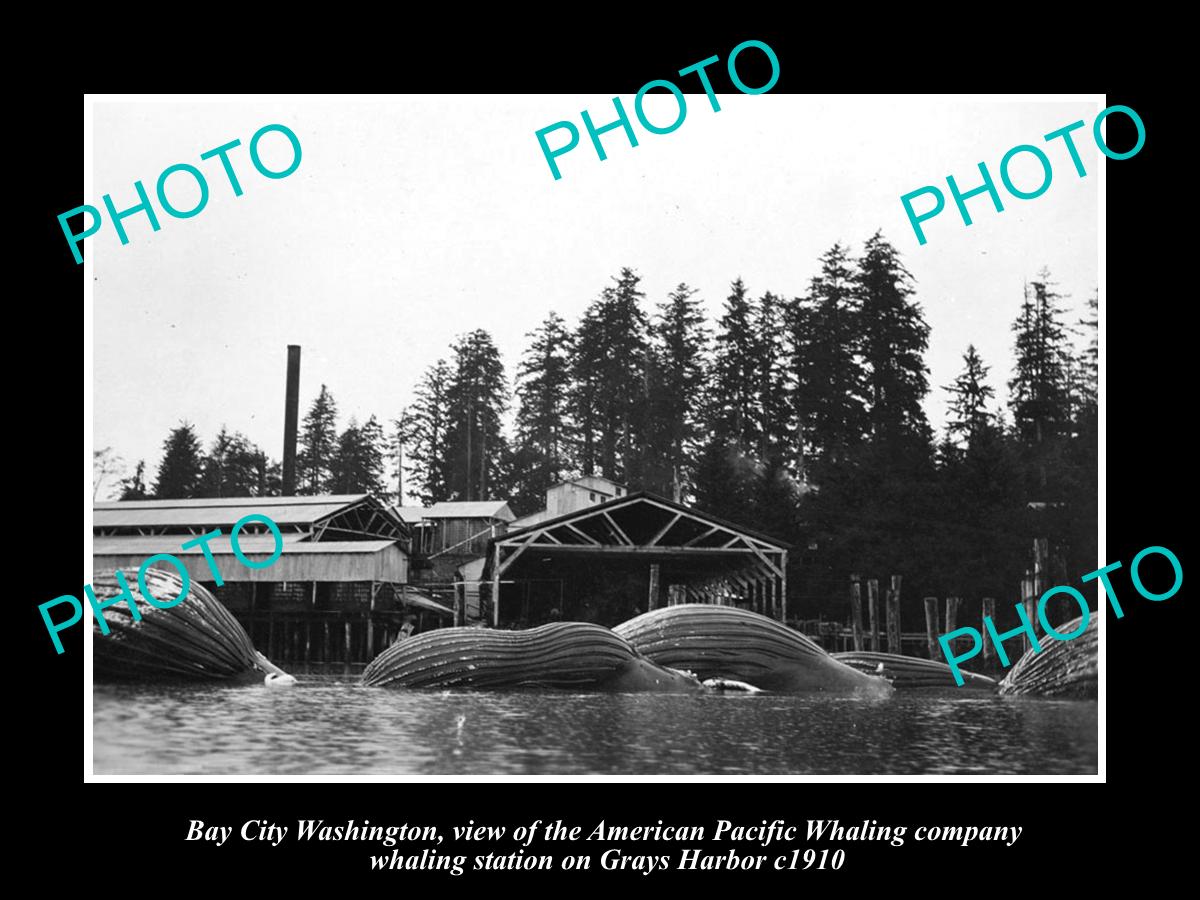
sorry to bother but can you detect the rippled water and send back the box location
[93,682,1097,775]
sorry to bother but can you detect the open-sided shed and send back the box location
[482,492,789,628]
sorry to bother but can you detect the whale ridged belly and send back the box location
[615,605,892,695]
[362,621,702,693]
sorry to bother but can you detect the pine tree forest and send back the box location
[106,235,1098,620]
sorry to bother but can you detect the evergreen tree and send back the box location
[330,415,387,495]
[1009,272,1070,447]
[250,454,283,497]
[445,330,509,501]
[755,290,791,464]
[297,385,339,494]
[803,243,868,472]
[511,313,576,510]
[1077,290,1099,425]
[404,360,453,505]
[198,427,278,497]
[944,344,996,452]
[692,432,761,522]
[647,283,709,498]
[707,277,761,447]
[118,460,149,500]
[858,231,932,455]
[570,268,651,482]
[784,294,817,481]
[152,422,204,498]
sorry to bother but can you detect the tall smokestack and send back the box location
[282,344,301,496]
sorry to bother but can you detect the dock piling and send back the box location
[849,574,864,651]
[923,596,939,659]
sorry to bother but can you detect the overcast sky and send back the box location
[91,95,1100,495]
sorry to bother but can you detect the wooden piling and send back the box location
[367,585,376,660]
[648,563,661,610]
[849,575,864,651]
[344,619,352,673]
[945,596,960,650]
[924,596,939,659]
[940,600,960,633]
[1033,537,1051,626]
[1021,569,1036,653]
[886,575,902,653]
[981,597,995,661]
[867,578,880,651]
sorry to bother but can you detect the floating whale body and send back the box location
[833,650,998,691]
[999,615,1097,699]
[91,568,294,686]
[614,604,892,695]
[362,621,703,692]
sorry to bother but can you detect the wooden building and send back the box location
[395,500,516,591]
[93,494,454,669]
[480,489,790,629]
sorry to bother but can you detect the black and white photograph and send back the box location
[84,93,1101,777]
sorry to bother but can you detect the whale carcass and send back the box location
[92,568,293,685]
[362,621,703,692]
[999,615,1097,699]
[833,650,998,691]
[614,605,892,695]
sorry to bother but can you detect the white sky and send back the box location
[92,95,1100,491]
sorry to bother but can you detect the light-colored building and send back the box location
[511,476,629,529]
[93,494,452,668]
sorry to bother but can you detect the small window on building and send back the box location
[589,492,596,501]
[616,488,623,496]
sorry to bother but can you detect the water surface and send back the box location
[93,682,1096,775]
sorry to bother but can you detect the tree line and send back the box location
[107,230,1097,615]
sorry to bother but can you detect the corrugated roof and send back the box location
[95,495,368,510]
[94,535,398,556]
[426,501,515,521]
[95,495,370,529]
